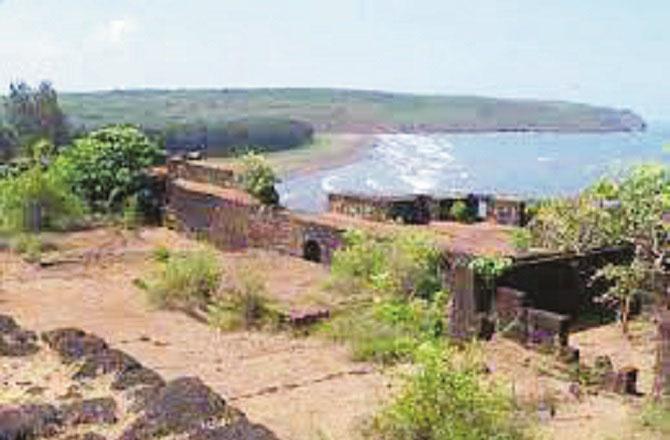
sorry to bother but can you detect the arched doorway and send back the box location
[303,240,322,263]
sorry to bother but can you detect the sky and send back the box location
[1,0,669,119]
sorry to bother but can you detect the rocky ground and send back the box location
[0,228,388,440]
[0,226,665,440]
[0,314,277,440]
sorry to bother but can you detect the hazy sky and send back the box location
[1,0,669,118]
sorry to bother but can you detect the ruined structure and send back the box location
[165,159,627,344]
[327,191,526,226]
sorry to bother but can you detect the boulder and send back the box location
[63,433,107,440]
[0,404,62,440]
[0,314,19,334]
[0,329,39,357]
[73,349,141,380]
[60,398,118,426]
[187,418,279,440]
[111,366,165,391]
[120,377,228,439]
[41,329,108,363]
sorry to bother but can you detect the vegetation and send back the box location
[53,125,163,213]
[323,230,445,363]
[207,270,280,331]
[4,81,69,149]
[238,152,280,205]
[469,255,513,289]
[640,401,670,437]
[161,117,314,156]
[592,260,648,334]
[370,342,525,440]
[145,248,221,309]
[0,153,84,233]
[449,200,474,223]
[37,88,645,136]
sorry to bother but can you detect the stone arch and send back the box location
[303,239,322,263]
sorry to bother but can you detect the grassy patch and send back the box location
[207,270,281,331]
[144,247,221,309]
[639,401,670,437]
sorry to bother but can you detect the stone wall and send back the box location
[167,159,236,188]
[167,179,343,264]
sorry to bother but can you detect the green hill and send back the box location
[55,88,645,134]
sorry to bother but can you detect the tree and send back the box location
[592,259,648,334]
[52,125,163,212]
[237,152,280,205]
[0,123,18,162]
[5,81,69,146]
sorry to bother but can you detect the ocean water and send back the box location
[278,122,670,213]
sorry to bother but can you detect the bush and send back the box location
[145,248,221,309]
[323,294,447,363]
[0,162,84,233]
[511,228,532,252]
[207,271,280,331]
[237,152,280,205]
[11,233,44,263]
[330,229,442,300]
[370,342,525,440]
[53,125,163,213]
[449,201,473,223]
[640,400,670,436]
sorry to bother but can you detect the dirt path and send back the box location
[0,229,388,440]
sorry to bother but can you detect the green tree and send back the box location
[53,125,163,212]
[238,152,280,205]
[0,123,19,161]
[592,259,648,334]
[5,81,69,146]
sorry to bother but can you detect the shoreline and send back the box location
[268,133,376,180]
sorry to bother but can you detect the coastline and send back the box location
[267,133,376,180]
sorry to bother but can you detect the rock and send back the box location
[0,404,62,440]
[120,377,228,439]
[73,349,141,380]
[111,366,165,391]
[0,329,39,357]
[60,398,118,426]
[0,315,19,334]
[63,433,107,440]
[187,417,279,440]
[41,329,108,363]
[58,385,83,401]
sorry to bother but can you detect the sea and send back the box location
[278,122,670,213]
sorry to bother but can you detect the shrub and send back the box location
[53,125,163,212]
[11,233,44,263]
[0,162,84,233]
[207,271,280,331]
[640,400,670,436]
[330,229,442,300]
[449,200,473,223]
[145,248,221,309]
[237,152,280,205]
[323,293,447,364]
[370,342,525,440]
[121,195,143,230]
[511,228,532,253]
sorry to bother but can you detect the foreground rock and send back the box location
[0,317,279,440]
[0,314,39,357]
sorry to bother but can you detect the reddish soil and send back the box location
[0,228,388,440]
